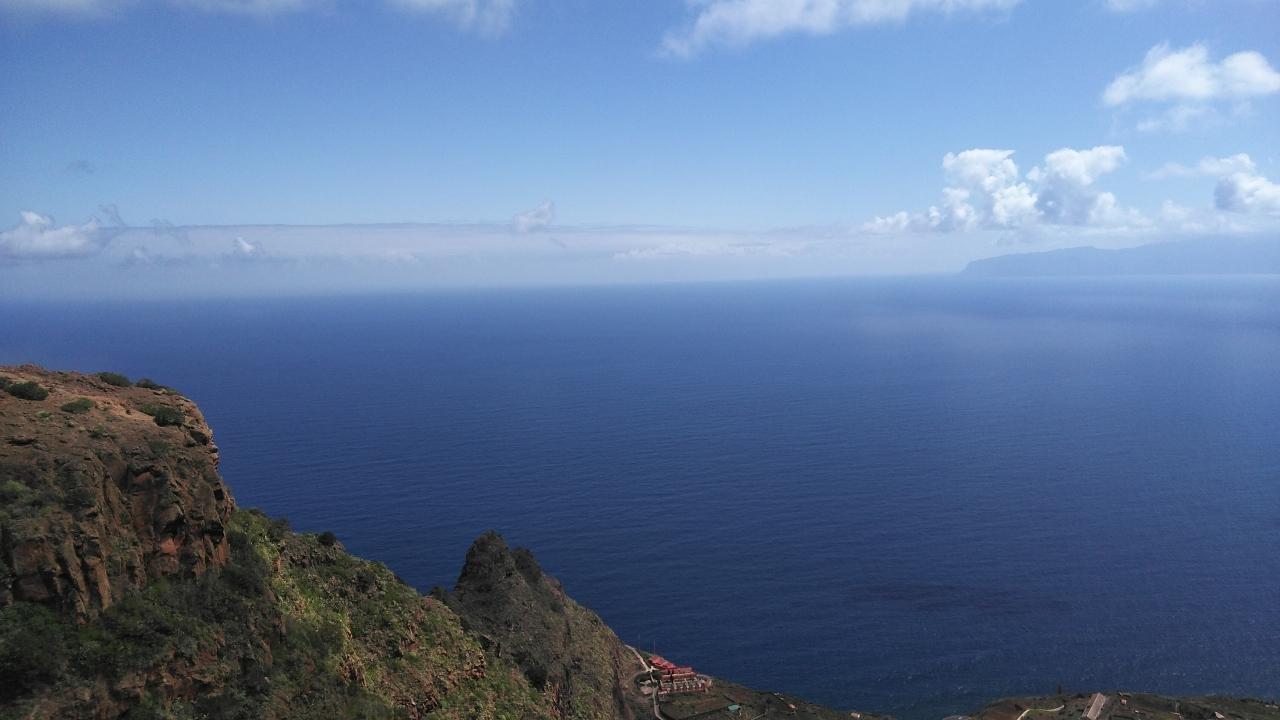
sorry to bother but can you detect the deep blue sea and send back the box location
[4,277,1279,719]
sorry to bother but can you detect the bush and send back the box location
[318,531,338,547]
[97,372,132,387]
[6,381,49,401]
[139,403,184,427]
[135,378,171,392]
[0,603,72,702]
[61,397,93,414]
[0,375,12,390]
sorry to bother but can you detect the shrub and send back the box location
[61,397,93,414]
[97,372,132,387]
[6,381,49,401]
[88,424,115,439]
[139,403,184,427]
[0,375,12,390]
[0,603,72,702]
[318,531,338,547]
[135,378,171,392]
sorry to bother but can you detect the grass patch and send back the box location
[60,398,93,414]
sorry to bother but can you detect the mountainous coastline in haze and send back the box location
[964,238,1280,277]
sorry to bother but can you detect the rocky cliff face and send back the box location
[0,366,232,620]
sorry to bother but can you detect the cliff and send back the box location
[0,365,231,620]
[1,366,1277,720]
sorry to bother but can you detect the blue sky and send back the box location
[1,0,1278,293]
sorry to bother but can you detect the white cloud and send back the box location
[512,200,555,233]
[1104,43,1280,130]
[389,0,516,33]
[1148,153,1256,179]
[1216,170,1280,215]
[0,211,110,260]
[1104,44,1280,105]
[1145,153,1280,217]
[865,145,1141,234]
[661,0,1020,57]
[1103,0,1159,10]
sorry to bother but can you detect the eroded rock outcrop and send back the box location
[0,365,233,619]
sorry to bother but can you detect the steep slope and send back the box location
[442,531,638,720]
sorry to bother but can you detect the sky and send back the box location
[1,0,1279,295]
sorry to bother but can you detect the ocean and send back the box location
[4,276,1278,719]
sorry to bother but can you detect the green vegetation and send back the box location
[138,403,184,427]
[97,372,132,387]
[318,530,338,547]
[0,509,554,720]
[0,376,12,390]
[135,378,171,392]
[5,381,49,401]
[87,424,115,439]
[60,398,93,414]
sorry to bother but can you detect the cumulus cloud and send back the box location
[389,0,517,33]
[1143,152,1279,214]
[0,211,111,260]
[661,0,1020,57]
[512,200,555,233]
[1104,43,1280,130]
[865,145,1140,234]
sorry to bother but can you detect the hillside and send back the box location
[1,365,1278,720]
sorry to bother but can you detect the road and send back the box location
[625,645,665,720]
[1017,705,1066,720]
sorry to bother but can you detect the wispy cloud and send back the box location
[1103,43,1280,131]
[389,0,517,34]
[0,0,326,18]
[512,200,555,233]
[1,0,518,29]
[660,0,1020,58]
[1102,0,1159,11]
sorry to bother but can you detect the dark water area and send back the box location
[4,276,1279,719]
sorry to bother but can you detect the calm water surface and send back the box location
[4,277,1278,719]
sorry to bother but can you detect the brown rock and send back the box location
[0,365,235,621]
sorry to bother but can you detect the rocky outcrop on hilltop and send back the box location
[0,365,232,619]
[444,531,638,720]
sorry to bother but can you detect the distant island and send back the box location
[963,237,1280,277]
[2,365,1278,719]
